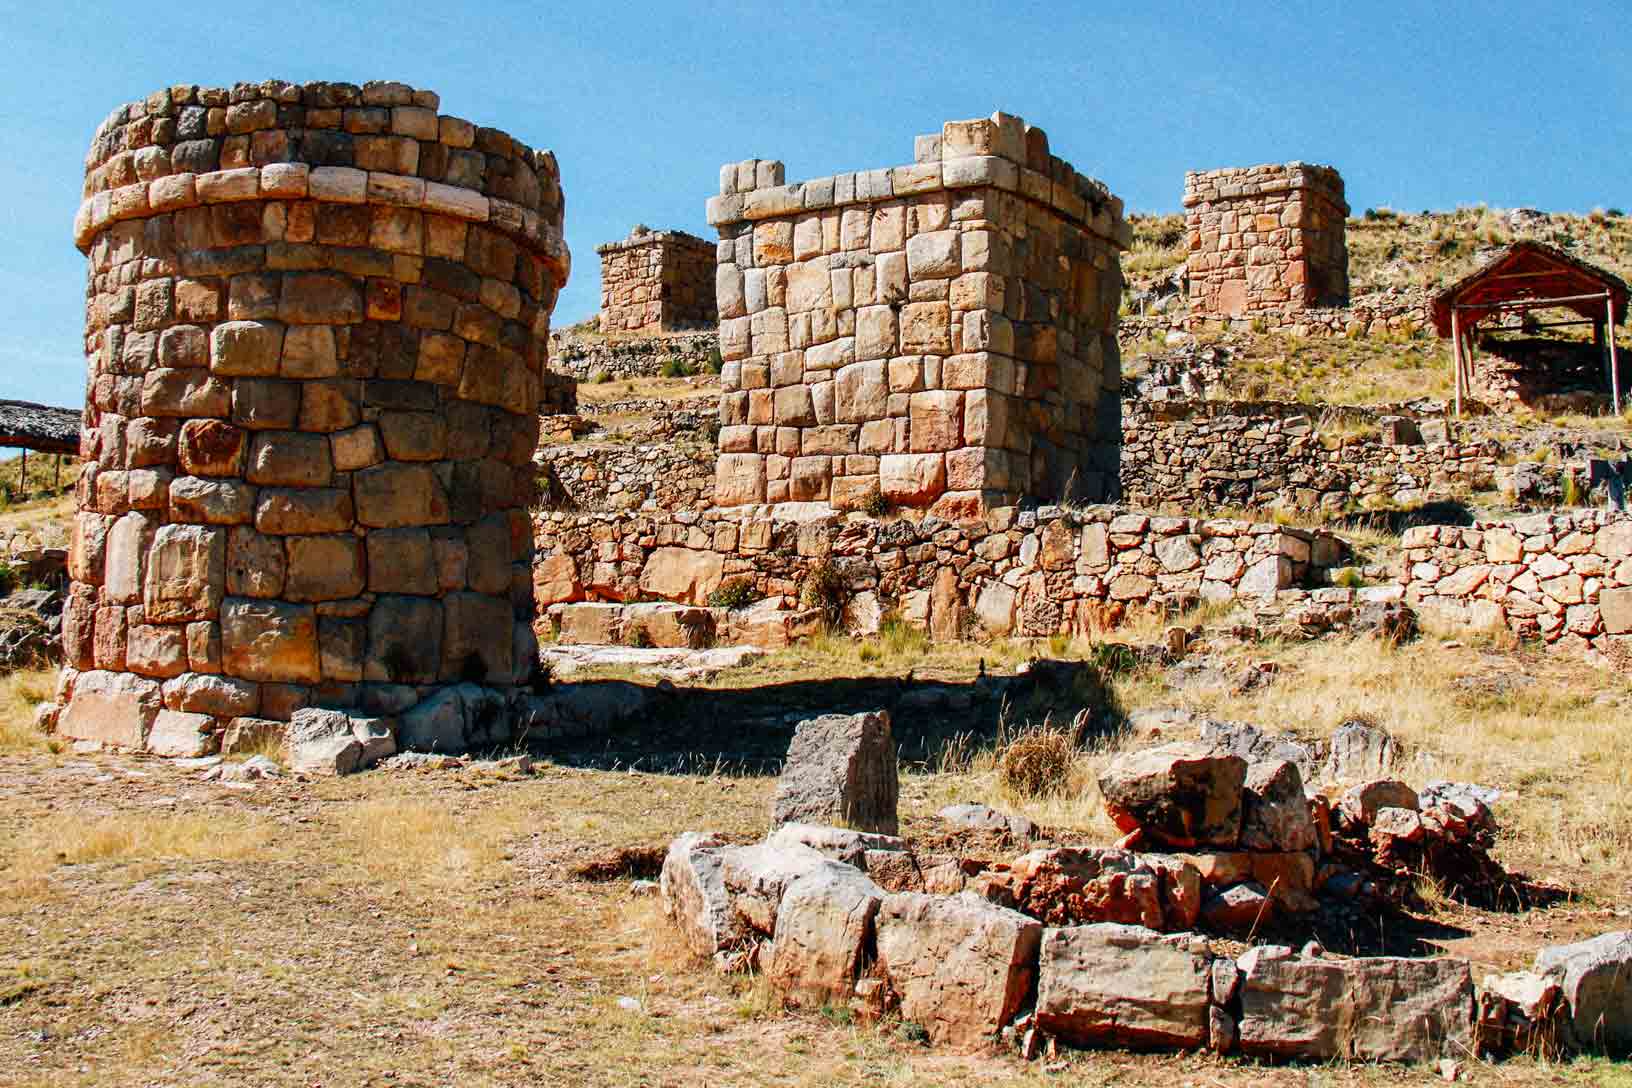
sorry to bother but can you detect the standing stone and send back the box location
[771,710,899,835]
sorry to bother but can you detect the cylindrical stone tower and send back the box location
[51,79,569,758]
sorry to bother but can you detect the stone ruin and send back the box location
[595,225,717,334]
[707,112,1131,517]
[662,711,1625,1063]
[47,79,568,758]
[1184,162,1349,326]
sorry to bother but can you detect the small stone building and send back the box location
[596,226,717,334]
[1184,163,1348,324]
[54,79,568,756]
[706,112,1130,518]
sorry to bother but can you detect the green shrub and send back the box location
[800,559,847,623]
[660,357,692,378]
[861,491,891,517]
[705,347,723,374]
[591,369,612,384]
[706,578,757,610]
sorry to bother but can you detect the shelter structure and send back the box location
[0,399,82,494]
[1430,241,1628,416]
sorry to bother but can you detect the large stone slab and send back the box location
[875,891,1043,1049]
[767,864,885,1003]
[1098,742,1246,848]
[1535,930,1632,1054]
[637,546,724,605]
[220,598,321,682]
[57,669,163,748]
[1236,944,1473,1061]
[719,841,832,936]
[1035,924,1211,1050]
[771,710,899,835]
[660,832,745,965]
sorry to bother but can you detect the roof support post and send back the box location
[1451,306,1463,417]
[1610,294,1623,417]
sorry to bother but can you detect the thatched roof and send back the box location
[0,399,82,455]
[1430,240,1629,338]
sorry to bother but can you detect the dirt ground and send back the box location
[2,704,1631,1085]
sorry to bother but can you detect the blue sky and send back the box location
[1,0,1628,412]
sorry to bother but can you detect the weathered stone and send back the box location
[720,841,832,936]
[1099,742,1247,848]
[220,597,321,682]
[1035,924,1211,1049]
[659,832,744,963]
[638,546,723,605]
[1200,881,1274,930]
[1324,719,1400,783]
[875,892,1043,1049]
[146,709,216,757]
[771,710,898,835]
[1236,944,1474,1062]
[143,524,225,623]
[1535,930,1632,1054]
[1240,759,1316,853]
[162,672,258,717]
[1339,779,1419,825]
[767,864,885,1003]
[57,669,163,748]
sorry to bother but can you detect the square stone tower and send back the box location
[596,226,717,334]
[706,112,1129,518]
[1184,162,1348,324]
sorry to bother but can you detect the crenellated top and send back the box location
[706,111,1131,249]
[74,80,569,284]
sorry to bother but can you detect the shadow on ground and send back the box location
[527,658,1123,774]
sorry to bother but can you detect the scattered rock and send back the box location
[1200,881,1274,931]
[937,803,1036,841]
[1324,719,1401,783]
[1240,759,1316,853]
[771,710,899,835]
[767,864,885,1003]
[1338,779,1419,825]
[1534,930,1632,1055]
[286,706,397,776]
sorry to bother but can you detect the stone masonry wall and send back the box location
[1400,513,1632,663]
[549,329,718,381]
[1185,163,1348,325]
[706,112,1131,517]
[533,504,1346,640]
[596,227,717,334]
[1122,402,1499,513]
[54,79,569,756]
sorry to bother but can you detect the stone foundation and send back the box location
[596,226,717,334]
[707,111,1130,515]
[1184,163,1348,325]
[53,79,568,756]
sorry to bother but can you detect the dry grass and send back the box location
[573,374,718,406]
[0,666,54,755]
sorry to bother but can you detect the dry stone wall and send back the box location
[1400,513,1632,663]
[53,79,569,756]
[707,112,1131,517]
[1123,402,1499,512]
[549,329,718,381]
[595,227,717,334]
[1185,164,1348,326]
[533,504,1346,640]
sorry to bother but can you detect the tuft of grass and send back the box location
[0,667,55,755]
[997,725,1076,798]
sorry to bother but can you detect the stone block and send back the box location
[210,319,284,376]
[875,892,1042,1049]
[440,592,513,683]
[1098,742,1247,848]
[353,463,450,527]
[771,710,898,835]
[220,597,321,683]
[144,523,225,623]
[147,709,216,757]
[247,430,333,487]
[283,534,366,602]
[58,669,163,748]
[767,865,886,1004]
[365,594,443,684]
[1035,924,1211,1049]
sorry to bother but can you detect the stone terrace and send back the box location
[706,112,1132,517]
